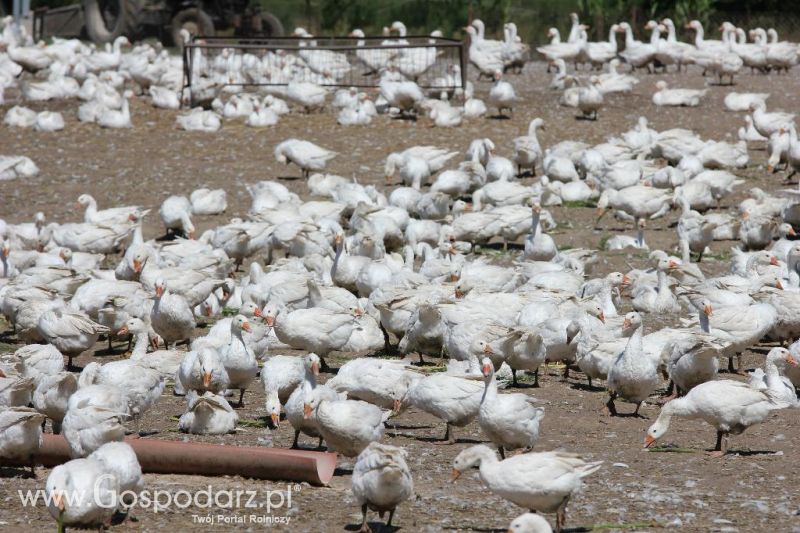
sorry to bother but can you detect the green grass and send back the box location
[562,200,598,208]
[598,234,611,250]
[239,418,269,428]
[647,446,697,453]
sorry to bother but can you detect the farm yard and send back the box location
[2,10,800,533]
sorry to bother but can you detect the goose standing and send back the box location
[150,278,195,349]
[488,71,516,117]
[37,306,109,369]
[352,442,414,533]
[478,357,544,458]
[452,445,602,532]
[513,118,544,176]
[606,312,660,416]
[304,392,389,457]
[645,365,795,455]
[0,406,46,475]
[274,138,337,178]
[218,314,258,407]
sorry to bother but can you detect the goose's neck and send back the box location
[680,239,691,263]
[331,242,344,280]
[764,359,782,382]
[131,224,143,246]
[699,311,710,333]
[530,211,541,235]
[480,374,498,404]
[624,26,635,46]
[607,27,617,44]
[636,226,646,248]
[598,285,617,317]
[694,26,705,45]
[130,330,149,360]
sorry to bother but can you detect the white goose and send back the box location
[478,357,545,458]
[452,445,602,532]
[0,406,45,474]
[403,373,484,443]
[645,370,795,455]
[304,391,389,457]
[606,312,660,416]
[274,138,337,178]
[218,314,258,406]
[178,391,238,434]
[352,442,414,533]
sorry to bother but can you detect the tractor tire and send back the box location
[257,12,284,37]
[171,8,215,48]
[82,0,142,43]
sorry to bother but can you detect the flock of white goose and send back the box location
[2,12,800,533]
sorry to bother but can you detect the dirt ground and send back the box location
[2,60,800,532]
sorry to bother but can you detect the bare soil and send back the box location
[2,62,800,532]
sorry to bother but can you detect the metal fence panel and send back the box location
[181,35,467,106]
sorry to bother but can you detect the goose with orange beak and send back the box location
[478,356,545,459]
[218,315,257,408]
[261,355,308,428]
[285,353,338,449]
[150,277,195,350]
[45,457,118,527]
[646,348,797,456]
[605,312,659,417]
[694,297,777,373]
[452,444,602,532]
[177,347,229,395]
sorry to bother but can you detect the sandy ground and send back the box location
[2,61,800,532]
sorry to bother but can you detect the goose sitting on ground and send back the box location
[176,108,221,132]
[652,81,706,107]
[351,442,414,533]
[605,218,648,251]
[189,188,227,215]
[508,513,554,533]
[178,391,238,434]
[452,445,602,532]
[645,358,796,455]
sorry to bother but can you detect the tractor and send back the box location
[17,0,283,46]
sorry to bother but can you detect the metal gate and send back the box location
[181,34,467,107]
